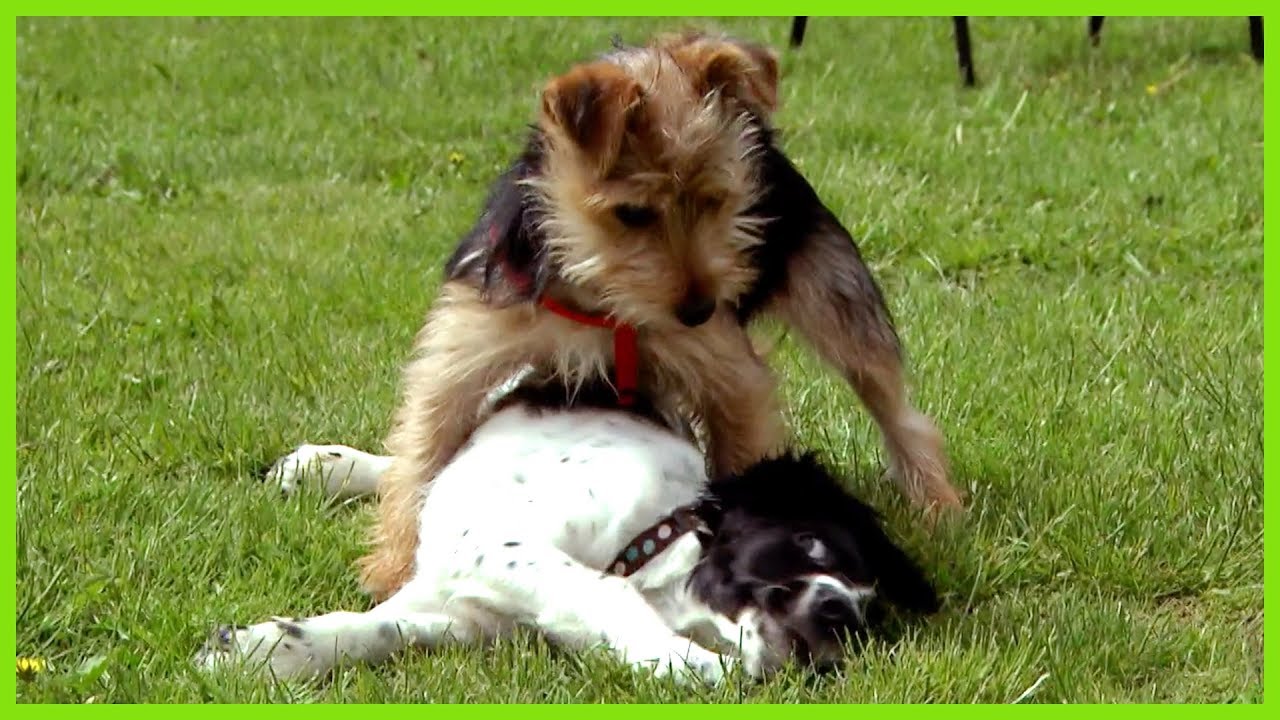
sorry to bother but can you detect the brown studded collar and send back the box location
[608,503,706,577]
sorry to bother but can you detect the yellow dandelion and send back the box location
[448,151,465,167]
[17,656,47,680]
[1145,84,1159,96]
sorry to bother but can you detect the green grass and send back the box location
[16,17,1262,703]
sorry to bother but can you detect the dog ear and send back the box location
[685,39,780,118]
[540,63,642,174]
[850,516,940,615]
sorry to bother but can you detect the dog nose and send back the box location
[813,587,858,624]
[675,295,716,327]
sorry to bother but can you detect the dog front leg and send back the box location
[471,542,733,685]
[671,314,787,478]
[702,359,786,478]
[764,218,963,515]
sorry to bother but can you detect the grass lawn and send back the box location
[16,17,1262,703]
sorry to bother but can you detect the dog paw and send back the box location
[193,618,324,680]
[637,643,734,686]
[266,445,365,499]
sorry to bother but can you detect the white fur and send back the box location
[268,444,390,500]
[199,404,773,685]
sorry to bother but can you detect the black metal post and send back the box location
[790,17,809,48]
[953,17,976,87]
[1089,17,1105,46]
[1249,17,1263,63]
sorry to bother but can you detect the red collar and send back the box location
[539,296,638,408]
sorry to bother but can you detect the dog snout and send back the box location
[815,588,854,620]
[675,293,716,327]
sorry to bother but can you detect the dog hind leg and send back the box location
[360,283,533,601]
[194,581,478,680]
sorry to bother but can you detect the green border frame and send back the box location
[1263,6,1274,713]
[8,6,1271,709]
[6,10,16,711]
[7,3,1278,15]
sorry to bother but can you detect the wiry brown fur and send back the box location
[359,34,792,600]
[763,221,962,512]
[360,32,964,601]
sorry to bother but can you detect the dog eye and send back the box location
[757,582,803,611]
[793,532,830,565]
[613,204,658,228]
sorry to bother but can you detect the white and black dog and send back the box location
[195,378,938,684]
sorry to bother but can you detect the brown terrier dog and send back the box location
[358,32,963,601]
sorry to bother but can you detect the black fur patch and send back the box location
[491,376,676,433]
[275,620,305,639]
[734,136,895,333]
[689,453,939,620]
[443,131,550,306]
